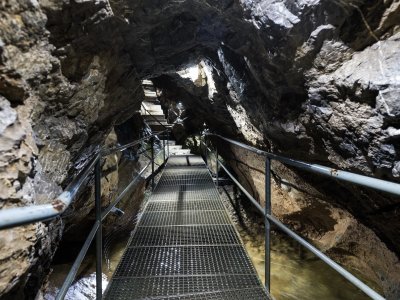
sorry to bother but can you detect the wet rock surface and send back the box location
[0,0,399,298]
[0,0,143,298]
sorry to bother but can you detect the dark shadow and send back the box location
[177,184,185,224]
[222,186,248,230]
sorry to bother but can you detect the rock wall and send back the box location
[0,1,143,298]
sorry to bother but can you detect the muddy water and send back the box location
[220,186,379,300]
[239,228,372,300]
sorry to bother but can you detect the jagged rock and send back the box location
[0,0,143,298]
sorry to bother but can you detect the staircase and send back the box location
[141,80,191,156]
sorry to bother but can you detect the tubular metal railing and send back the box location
[141,104,171,165]
[0,130,170,299]
[202,133,399,300]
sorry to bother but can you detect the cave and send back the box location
[0,0,400,299]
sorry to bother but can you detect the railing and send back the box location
[141,104,171,168]
[0,130,170,299]
[202,133,400,300]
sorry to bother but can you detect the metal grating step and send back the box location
[159,174,213,181]
[167,155,205,167]
[162,287,268,300]
[150,190,219,201]
[153,184,219,198]
[161,169,211,179]
[113,245,256,277]
[157,177,214,186]
[160,287,266,300]
[129,225,241,247]
[146,200,225,212]
[139,211,231,226]
[169,150,192,155]
[161,171,212,178]
[105,275,263,300]
[162,167,210,174]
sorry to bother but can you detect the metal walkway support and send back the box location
[104,155,268,299]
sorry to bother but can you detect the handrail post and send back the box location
[200,136,202,158]
[151,137,155,190]
[215,148,219,187]
[265,157,271,294]
[95,159,102,299]
[167,130,170,158]
[205,138,208,167]
[163,136,166,163]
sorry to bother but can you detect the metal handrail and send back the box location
[206,133,400,196]
[0,130,170,299]
[202,134,393,300]
[102,132,164,155]
[56,147,166,300]
[101,158,153,221]
[0,132,166,230]
[0,154,100,229]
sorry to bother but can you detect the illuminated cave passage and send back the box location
[0,0,400,299]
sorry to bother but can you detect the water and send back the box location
[239,228,373,300]
[221,186,381,300]
[43,235,130,299]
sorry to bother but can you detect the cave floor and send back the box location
[103,155,268,299]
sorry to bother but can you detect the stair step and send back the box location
[142,79,153,85]
[142,111,164,116]
[147,121,169,125]
[169,149,192,155]
[142,105,163,111]
[169,145,183,150]
[144,96,158,101]
[143,115,167,121]
[143,113,165,117]
[142,108,163,113]
[160,140,176,146]
[143,86,155,91]
[142,102,162,108]
[144,91,157,98]
[144,98,158,103]
[144,113,165,119]
[149,124,172,131]
[157,133,174,140]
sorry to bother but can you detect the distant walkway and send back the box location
[104,155,268,299]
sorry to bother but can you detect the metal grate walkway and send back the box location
[104,155,268,299]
